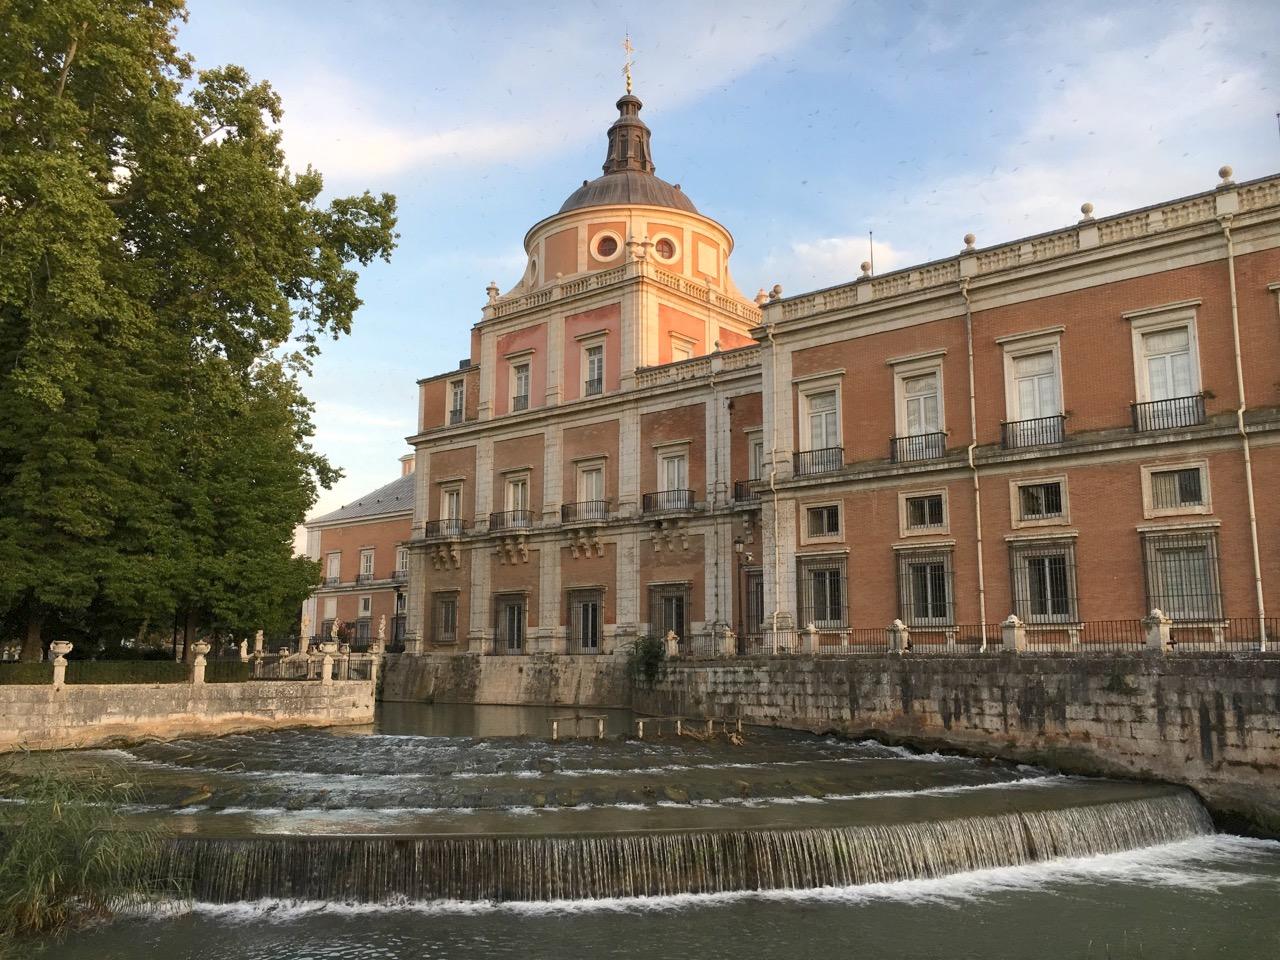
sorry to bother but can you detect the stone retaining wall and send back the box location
[0,679,375,752]
[380,652,631,708]
[633,654,1280,835]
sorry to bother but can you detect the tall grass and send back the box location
[0,760,183,947]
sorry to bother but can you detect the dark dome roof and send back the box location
[559,171,697,214]
[557,94,698,215]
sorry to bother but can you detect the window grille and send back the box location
[1150,468,1204,510]
[649,585,689,639]
[806,505,840,537]
[1018,481,1064,521]
[1009,539,1078,623]
[1142,531,1222,621]
[433,593,458,645]
[494,594,525,651]
[797,557,848,628]
[569,589,603,652]
[905,494,945,530]
[896,548,954,626]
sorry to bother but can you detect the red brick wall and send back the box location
[559,544,618,625]
[562,419,620,505]
[640,403,706,496]
[426,446,477,521]
[563,303,622,401]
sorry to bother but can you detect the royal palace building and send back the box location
[316,92,1280,656]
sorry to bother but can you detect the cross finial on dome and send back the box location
[623,34,635,95]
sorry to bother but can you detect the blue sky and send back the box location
[177,1,1279,521]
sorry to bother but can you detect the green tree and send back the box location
[0,1,397,659]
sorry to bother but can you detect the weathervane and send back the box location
[623,33,635,94]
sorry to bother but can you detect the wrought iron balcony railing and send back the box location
[561,500,611,523]
[1001,414,1065,449]
[890,431,946,463]
[642,489,695,513]
[392,568,408,582]
[1131,394,1205,432]
[734,479,760,502]
[584,378,603,397]
[490,509,535,531]
[449,408,464,425]
[423,518,467,538]
[355,572,374,585]
[512,394,529,412]
[793,447,844,476]
[323,576,339,587]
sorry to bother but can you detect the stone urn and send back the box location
[49,640,74,663]
[318,641,339,655]
[191,640,211,661]
[338,642,352,656]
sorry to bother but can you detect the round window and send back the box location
[654,237,676,261]
[596,234,618,259]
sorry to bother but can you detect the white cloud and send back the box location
[762,237,919,292]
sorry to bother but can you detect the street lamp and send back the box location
[733,537,745,654]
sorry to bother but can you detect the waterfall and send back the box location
[164,792,1212,904]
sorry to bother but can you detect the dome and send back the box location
[556,94,698,215]
[559,171,697,214]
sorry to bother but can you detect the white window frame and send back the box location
[359,549,375,576]
[581,338,606,395]
[1009,475,1071,529]
[325,552,341,580]
[576,459,606,504]
[506,350,534,409]
[322,597,337,621]
[505,472,531,513]
[440,483,463,521]
[448,378,465,421]
[800,500,843,545]
[655,445,690,493]
[1141,460,1212,519]
[358,595,372,618]
[795,373,844,453]
[670,334,696,363]
[395,546,408,571]
[898,488,950,538]
[1000,330,1064,423]
[747,430,765,481]
[891,355,945,438]
[1125,300,1203,404]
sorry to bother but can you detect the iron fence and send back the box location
[890,431,946,463]
[1001,414,1066,449]
[1169,617,1278,653]
[489,509,535,531]
[584,378,603,397]
[424,518,466,537]
[1131,394,1205,432]
[642,489,695,513]
[733,480,760,503]
[562,500,611,523]
[793,447,843,476]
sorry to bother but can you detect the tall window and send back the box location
[395,547,408,572]
[449,379,465,423]
[584,344,604,395]
[1141,327,1196,401]
[433,594,458,645]
[1011,351,1060,420]
[577,464,605,516]
[749,437,765,480]
[1142,532,1222,621]
[326,553,341,581]
[898,549,953,626]
[443,485,462,521]
[660,452,687,491]
[569,589,603,651]
[744,570,765,636]
[650,585,689,639]
[1010,540,1078,622]
[359,549,375,578]
[321,597,337,638]
[903,371,941,436]
[807,390,839,450]
[495,594,525,651]
[506,475,530,523]
[798,557,847,629]
[512,362,531,410]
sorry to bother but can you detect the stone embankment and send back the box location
[0,679,375,752]
[632,655,1280,836]
[380,652,630,708]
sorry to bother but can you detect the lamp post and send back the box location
[733,536,745,654]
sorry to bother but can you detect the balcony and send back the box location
[449,408,463,425]
[733,480,760,503]
[512,394,529,412]
[323,576,339,587]
[355,572,374,585]
[1002,414,1066,449]
[890,432,946,464]
[642,489,695,513]
[584,378,603,397]
[392,568,408,582]
[793,447,844,476]
[1131,394,1205,432]
[424,518,467,538]
[561,500,611,523]
[490,509,535,531]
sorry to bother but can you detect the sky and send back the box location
[176,0,1280,525]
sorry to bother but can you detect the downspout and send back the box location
[710,361,722,630]
[1220,215,1267,650]
[959,278,989,649]
[767,322,782,646]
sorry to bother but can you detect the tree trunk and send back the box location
[20,608,44,663]
[182,608,198,663]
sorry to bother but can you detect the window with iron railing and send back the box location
[1132,394,1205,431]
[433,593,458,646]
[897,548,954,626]
[793,447,843,476]
[1017,480,1064,522]
[494,594,525,653]
[1009,539,1078,623]
[798,558,848,629]
[1151,467,1206,510]
[561,500,610,523]
[904,493,945,531]
[890,431,946,463]
[650,584,689,640]
[1142,531,1222,621]
[569,589,603,653]
[642,489,694,513]
[1001,414,1065,449]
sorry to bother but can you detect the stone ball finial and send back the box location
[1080,201,1094,218]
[754,288,769,306]
[962,233,976,252]
[859,261,872,278]
[485,281,499,303]
[769,283,783,301]
[1218,164,1234,184]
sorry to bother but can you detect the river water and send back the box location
[23,703,1280,958]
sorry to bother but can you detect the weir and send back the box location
[164,792,1211,904]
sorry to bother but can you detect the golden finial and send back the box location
[623,34,635,94]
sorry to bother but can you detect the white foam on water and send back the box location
[160,834,1279,923]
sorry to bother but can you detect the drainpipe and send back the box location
[766,322,782,646]
[1220,215,1267,651]
[959,279,989,650]
[710,361,722,629]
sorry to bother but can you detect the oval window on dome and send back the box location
[654,237,677,261]
[595,234,618,259]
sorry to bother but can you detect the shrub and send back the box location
[0,664,53,685]
[626,635,666,687]
[64,661,189,685]
[204,660,251,683]
[0,762,183,946]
